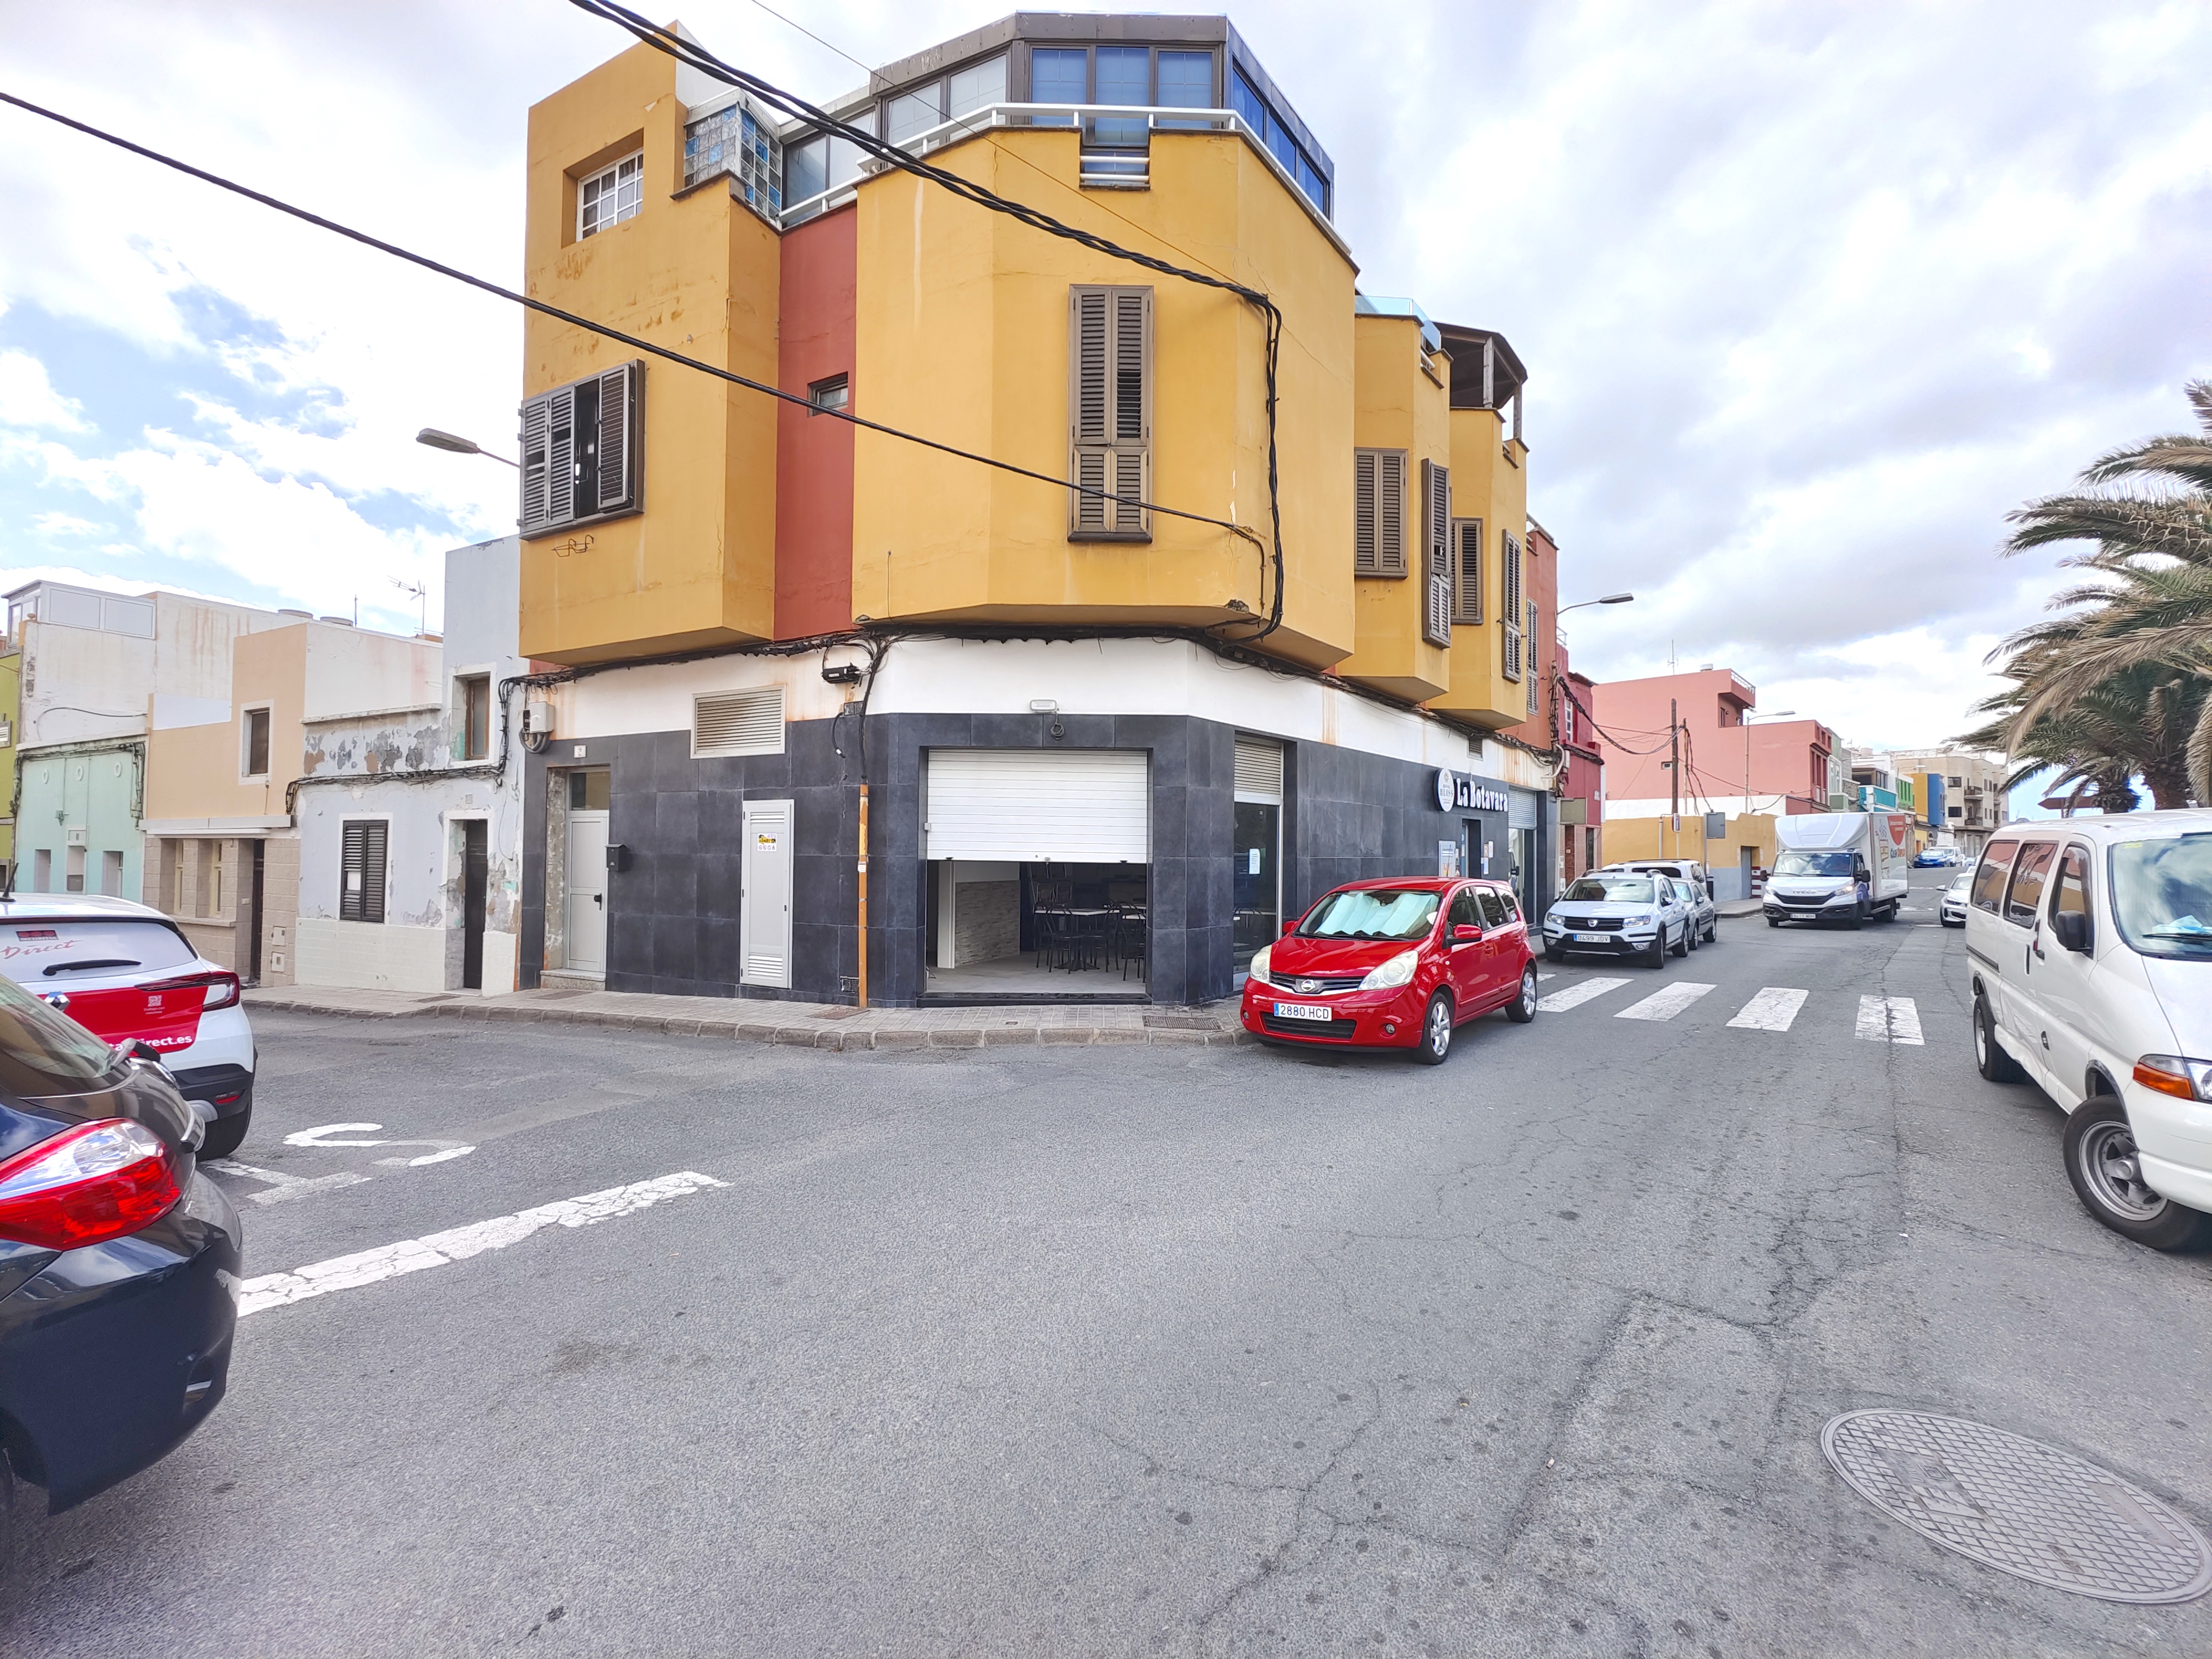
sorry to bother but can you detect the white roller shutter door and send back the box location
[926,749,1149,863]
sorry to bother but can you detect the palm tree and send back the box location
[1983,381,2212,802]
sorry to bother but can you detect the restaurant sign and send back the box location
[1434,769,1510,815]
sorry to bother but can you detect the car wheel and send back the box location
[1644,930,1668,967]
[1849,900,1867,931]
[1543,943,1563,964]
[1411,992,1453,1065]
[2063,1097,2212,1251]
[1684,922,1699,952]
[1767,916,1781,928]
[1670,922,1689,958]
[1880,902,1898,922]
[198,1103,252,1162]
[1505,963,1538,1024]
[1973,995,2023,1084]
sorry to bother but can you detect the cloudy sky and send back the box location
[2,0,2208,755]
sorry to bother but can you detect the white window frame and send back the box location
[578,151,644,239]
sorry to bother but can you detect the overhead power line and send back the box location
[564,0,1287,638]
[0,88,1262,557]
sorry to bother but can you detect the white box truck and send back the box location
[1764,812,1912,928]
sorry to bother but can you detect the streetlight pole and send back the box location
[415,428,519,468]
[1556,592,1634,619]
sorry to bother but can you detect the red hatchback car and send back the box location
[1240,877,1538,1062]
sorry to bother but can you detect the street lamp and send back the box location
[1557,592,1634,617]
[415,427,518,468]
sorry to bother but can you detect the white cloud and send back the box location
[0,349,90,432]
[30,512,100,537]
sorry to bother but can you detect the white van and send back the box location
[1964,811,2212,1250]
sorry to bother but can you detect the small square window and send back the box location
[809,374,849,415]
[578,152,644,239]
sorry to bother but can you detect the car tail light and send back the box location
[0,1118,181,1250]
[140,969,241,1011]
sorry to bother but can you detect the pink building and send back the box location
[1590,668,1838,818]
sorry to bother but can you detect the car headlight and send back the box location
[1630,911,1653,926]
[1248,945,1272,987]
[1359,948,1421,991]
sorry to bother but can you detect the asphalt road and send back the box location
[3,868,2207,1656]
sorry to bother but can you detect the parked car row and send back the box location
[1540,867,1715,967]
[1964,809,2212,1253]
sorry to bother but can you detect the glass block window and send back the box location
[578,153,643,238]
[683,105,783,213]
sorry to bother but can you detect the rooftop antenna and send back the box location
[391,577,427,634]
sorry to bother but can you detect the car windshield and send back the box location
[1775,850,1854,878]
[2109,834,2212,959]
[1298,888,1442,942]
[1562,876,1654,904]
[0,968,127,1094]
[0,919,196,982]
[1946,872,1973,895]
[1674,880,1699,902]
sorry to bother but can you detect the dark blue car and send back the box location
[0,970,239,1532]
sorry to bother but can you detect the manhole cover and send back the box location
[1822,1410,2212,1604]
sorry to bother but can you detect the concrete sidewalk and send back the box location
[246,983,1255,1051]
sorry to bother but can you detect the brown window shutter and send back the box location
[1353,450,1379,573]
[1070,285,1151,538]
[1421,460,1452,645]
[596,362,637,513]
[1452,519,1483,624]
[519,392,552,533]
[1378,450,1406,575]
[340,821,364,922]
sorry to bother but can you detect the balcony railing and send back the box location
[780,102,1348,258]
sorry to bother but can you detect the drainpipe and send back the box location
[856,783,870,1009]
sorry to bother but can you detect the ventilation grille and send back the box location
[1233,738,1284,802]
[693,686,786,758]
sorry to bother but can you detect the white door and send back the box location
[567,811,608,975]
[924,749,1149,862]
[741,799,794,988]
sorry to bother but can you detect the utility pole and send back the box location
[1670,697,1679,855]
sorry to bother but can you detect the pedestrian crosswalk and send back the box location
[1529,975,1928,1045]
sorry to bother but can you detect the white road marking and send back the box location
[284,1123,387,1148]
[285,1121,475,1166]
[1615,982,1717,1021]
[1728,987,1809,1032]
[1537,972,1556,981]
[205,1159,371,1207]
[236,1171,728,1317]
[1537,976,1630,1013]
[1856,995,1924,1045]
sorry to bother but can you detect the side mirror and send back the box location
[115,1038,164,1067]
[2051,910,2093,954]
[1280,920,1297,937]
[1452,924,1480,942]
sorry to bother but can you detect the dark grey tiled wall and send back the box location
[520,714,1548,1006]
